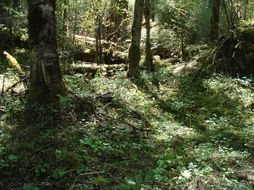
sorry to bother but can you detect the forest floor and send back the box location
[0,55,254,189]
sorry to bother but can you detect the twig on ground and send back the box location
[4,76,29,93]
[34,143,54,153]
[107,172,121,184]
[1,75,5,97]
[69,171,105,190]
[98,112,149,133]
[9,166,36,189]
[235,79,254,90]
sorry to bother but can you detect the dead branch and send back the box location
[98,112,150,133]
[9,166,36,189]
[4,76,29,93]
[1,75,5,96]
[69,171,105,190]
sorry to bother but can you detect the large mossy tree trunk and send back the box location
[144,0,154,72]
[28,0,67,106]
[127,0,144,78]
[210,0,221,41]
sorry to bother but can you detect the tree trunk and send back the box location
[243,0,249,20]
[181,32,187,61]
[127,0,144,78]
[210,0,221,41]
[62,0,68,36]
[28,0,67,105]
[95,15,103,64]
[144,0,154,72]
[72,2,78,45]
[94,0,103,64]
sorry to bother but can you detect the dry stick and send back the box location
[34,143,54,153]
[9,143,55,188]
[9,166,37,188]
[235,79,254,90]
[1,75,5,96]
[69,171,105,190]
[99,112,149,132]
[107,172,121,184]
[9,141,57,188]
[4,76,29,92]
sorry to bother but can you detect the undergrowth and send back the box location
[0,60,254,189]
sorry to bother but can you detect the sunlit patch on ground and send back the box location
[1,60,254,189]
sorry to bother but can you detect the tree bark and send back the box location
[144,0,154,72]
[72,1,78,45]
[210,0,221,41]
[62,0,68,36]
[95,15,103,64]
[127,0,144,78]
[28,0,67,105]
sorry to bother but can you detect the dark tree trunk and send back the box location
[210,0,221,41]
[28,0,67,105]
[127,0,144,78]
[181,32,187,61]
[144,0,154,72]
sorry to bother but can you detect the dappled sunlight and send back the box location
[1,0,254,188]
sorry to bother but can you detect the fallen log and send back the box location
[75,35,125,51]
[65,63,128,78]
[73,48,128,64]
[73,35,128,64]
[151,45,180,60]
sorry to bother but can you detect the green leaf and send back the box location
[22,184,39,190]
[92,175,106,185]
[8,154,17,161]
[52,168,65,180]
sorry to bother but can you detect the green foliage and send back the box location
[0,1,28,52]
[1,0,254,189]
[22,184,39,190]
[155,0,211,42]
[1,59,254,189]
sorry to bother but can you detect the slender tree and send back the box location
[62,0,68,35]
[243,0,249,20]
[95,0,103,64]
[105,0,128,42]
[28,0,67,105]
[210,0,221,41]
[127,0,145,78]
[144,0,154,72]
